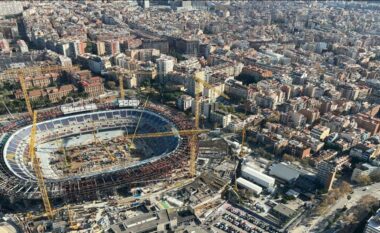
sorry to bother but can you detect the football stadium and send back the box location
[0,102,193,200]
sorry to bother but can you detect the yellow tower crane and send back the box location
[66,204,79,230]
[239,125,246,158]
[123,129,208,176]
[5,65,79,219]
[190,71,229,177]
[123,129,208,139]
[111,68,134,100]
[30,111,54,219]
[119,74,125,100]
[235,124,247,190]
[3,65,80,118]
[92,121,116,162]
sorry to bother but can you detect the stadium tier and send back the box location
[0,106,192,200]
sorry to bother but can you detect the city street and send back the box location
[291,182,380,233]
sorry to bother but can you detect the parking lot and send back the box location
[210,203,280,233]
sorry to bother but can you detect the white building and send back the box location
[59,56,72,67]
[0,1,24,16]
[210,110,231,128]
[351,163,380,183]
[177,94,193,111]
[269,162,300,183]
[365,208,380,233]
[17,40,29,53]
[236,177,262,195]
[310,125,330,141]
[203,82,225,101]
[241,165,275,189]
[157,56,175,78]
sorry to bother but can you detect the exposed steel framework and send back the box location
[0,102,195,202]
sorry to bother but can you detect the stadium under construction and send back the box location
[0,101,195,201]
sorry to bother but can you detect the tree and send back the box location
[339,181,353,194]
[356,174,371,186]
[369,169,380,183]
[106,81,117,90]
[85,41,94,53]
[282,153,295,162]
[358,195,378,207]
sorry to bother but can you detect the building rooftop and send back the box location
[367,209,380,232]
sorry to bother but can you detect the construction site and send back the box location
[2,105,196,197]
[0,65,234,233]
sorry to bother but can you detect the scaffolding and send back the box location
[0,101,197,202]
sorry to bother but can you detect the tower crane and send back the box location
[131,97,149,148]
[6,65,79,219]
[234,123,247,190]
[30,111,54,219]
[92,121,116,162]
[123,128,208,176]
[115,70,132,100]
[123,129,208,139]
[239,125,247,158]
[190,71,230,177]
[66,204,79,230]
[109,67,134,100]
[3,65,79,118]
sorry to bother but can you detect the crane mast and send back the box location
[4,65,79,119]
[30,111,54,219]
[19,72,33,118]
[190,71,229,177]
[119,75,125,100]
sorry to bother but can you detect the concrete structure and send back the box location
[310,125,330,141]
[317,161,337,191]
[0,105,192,200]
[210,110,231,128]
[241,165,275,189]
[365,208,380,233]
[236,177,262,195]
[269,162,300,183]
[177,94,193,111]
[108,207,195,233]
[157,56,175,78]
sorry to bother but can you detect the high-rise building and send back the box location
[96,41,106,56]
[56,42,71,57]
[17,40,29,53]
[138,0,150,8]
[188,70,205,96]
[105,40,120,56]
[0,39,10,53]
[176,94,193,111]
[69,40,86,57]
[0,1,24,16]
[365,208,380,233]
[157,56,175,78]
[317,161,337,191]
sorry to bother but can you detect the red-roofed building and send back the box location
[47,84,77,103]
[81,76,104,98]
